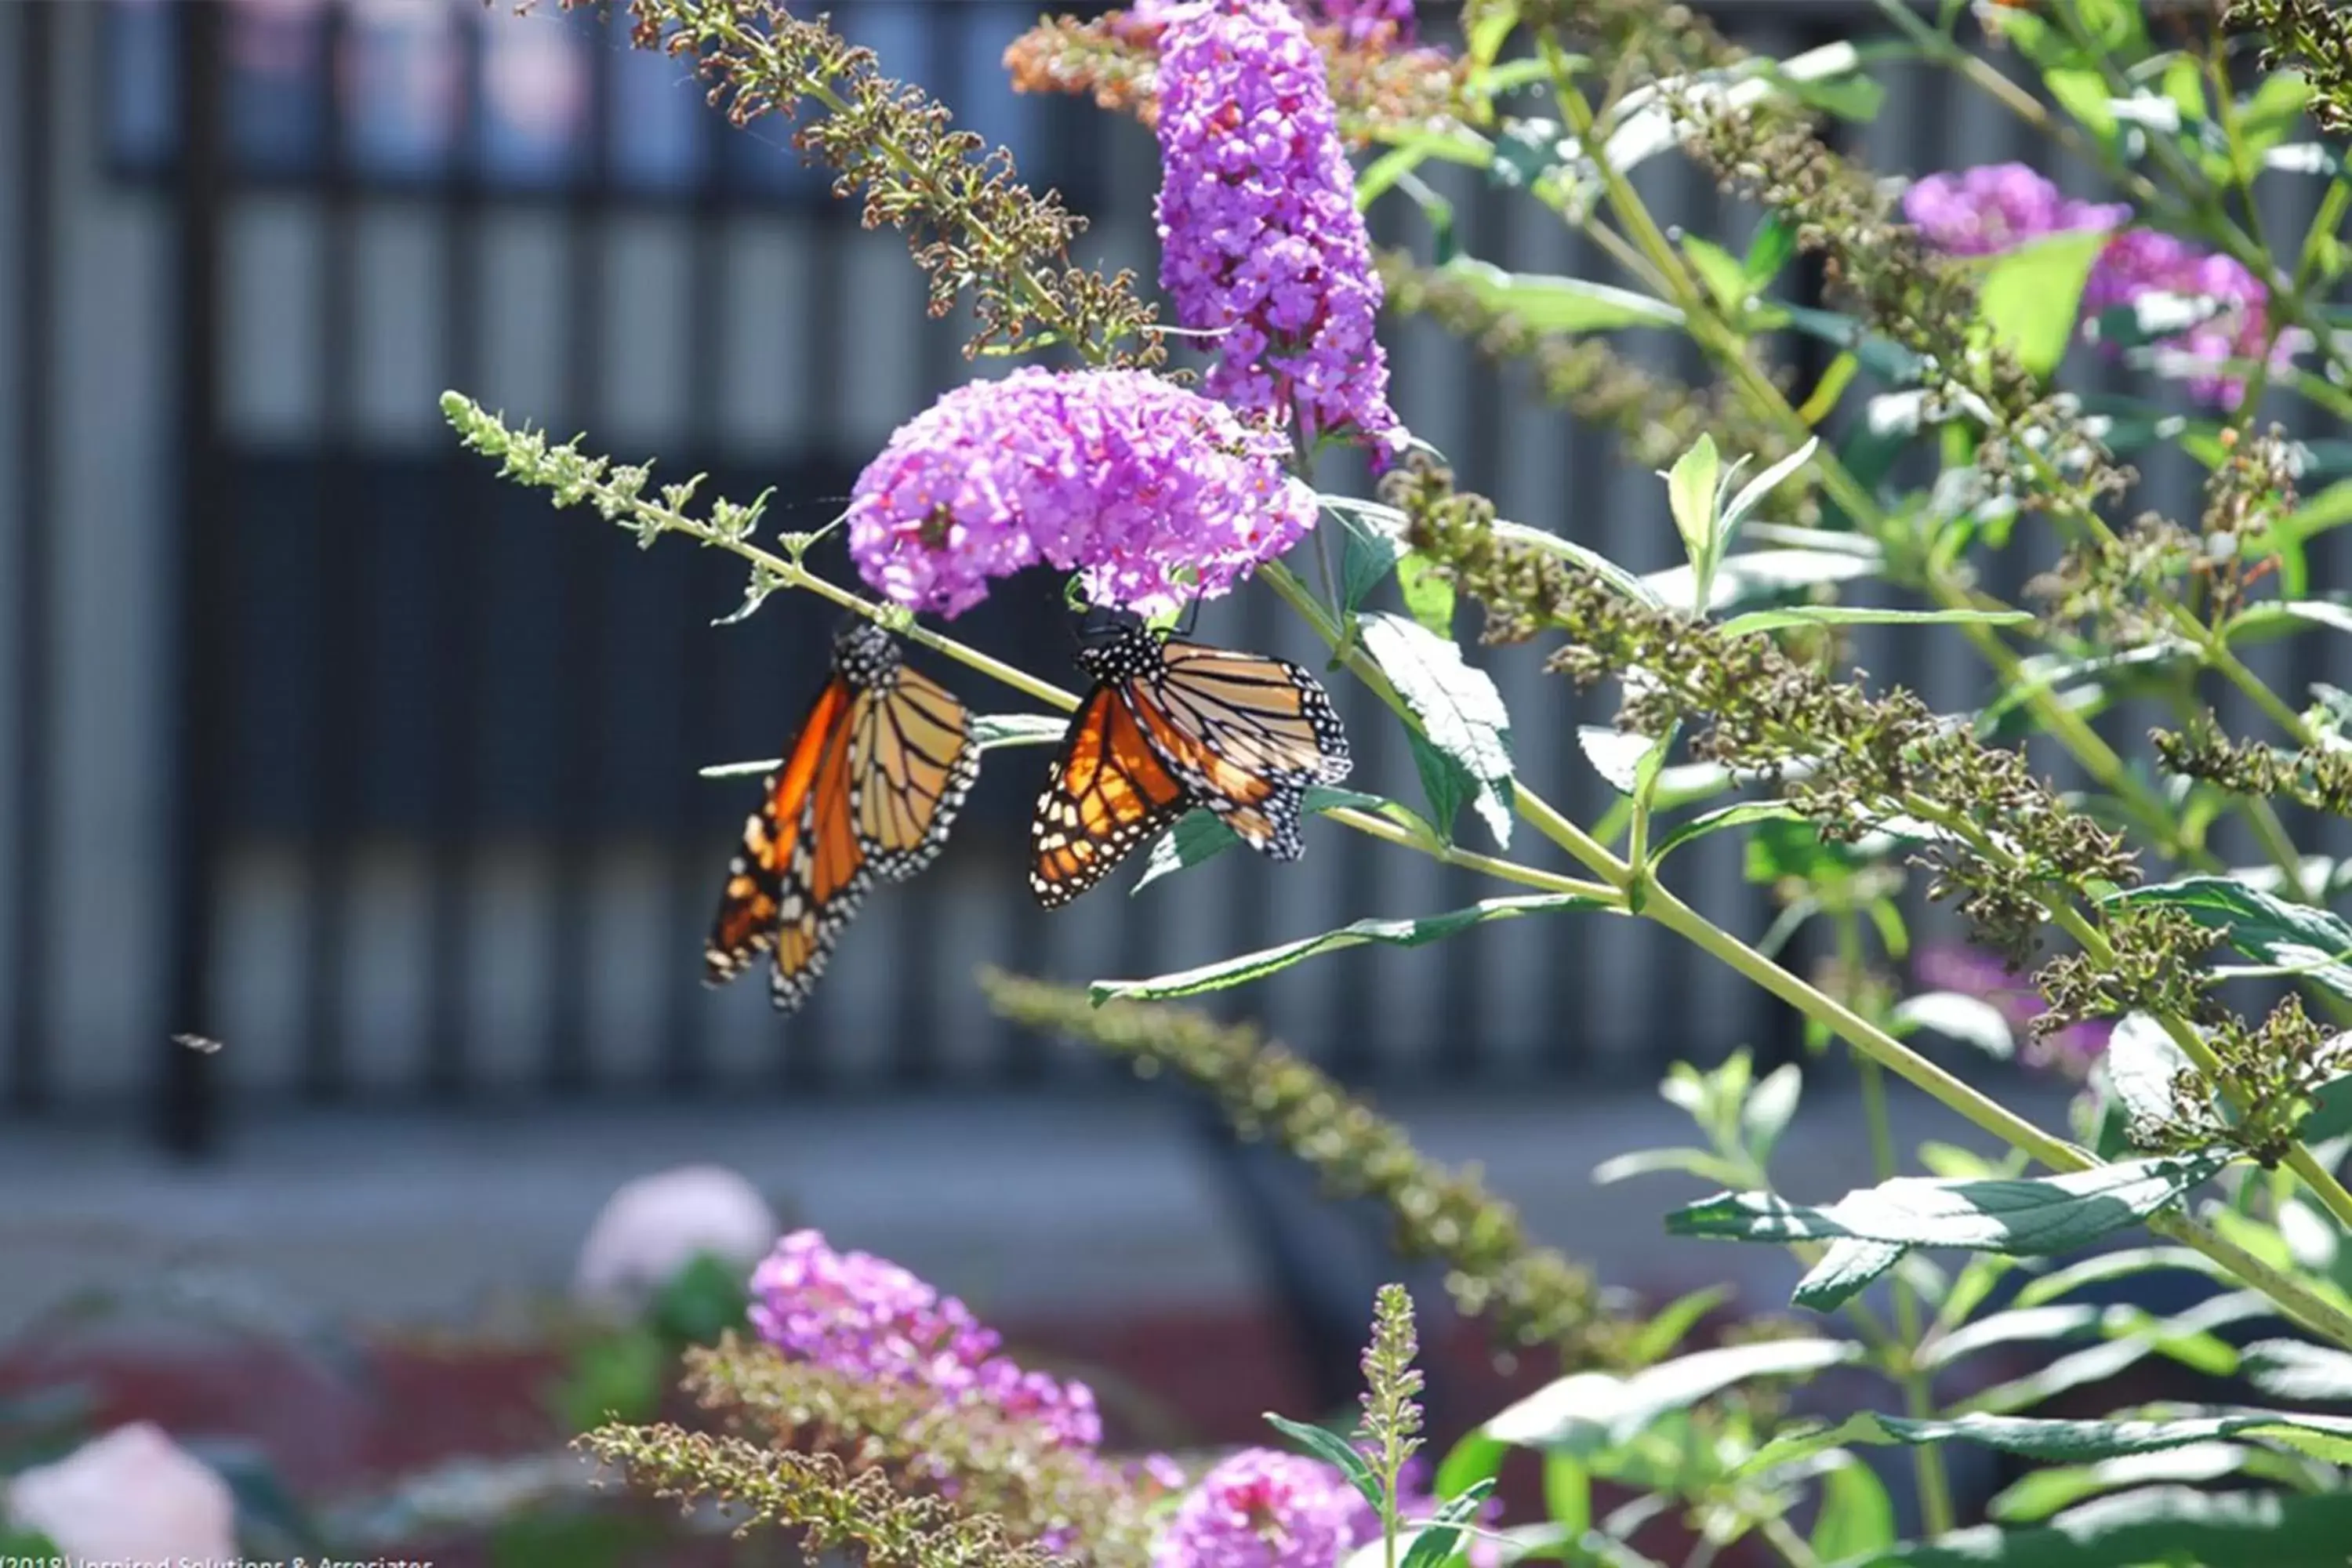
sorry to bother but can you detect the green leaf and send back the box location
[1986,1442,2253,1525]
[1576,726,1656,793]
[1467,0,1516,67]
[1682,236,1750,316]
[1429,257,1683,332]
[1793,1240,1909,1312]
[2009,1241,2230,1302]
[1400,1478,1498,1568]
[648,1250,750,1345]
[1779,304,1928,387]
[1644,549,1878,615]
[1892,993,2015,1060]
[1667,436,1723,592]
[2104,876,2352,1004]
[1809,1455,1896,1563]
[1651,801,1804,866]
[1490,517,1664,607]
[1742,1063,1802,1164]
[2295,1070,2352,1142]
[1398,553,1458,637]
[1592,1146,1750,1189]
[1718,605,2032,637]
[1336,510,1406,618]
[1917,1304,2097,1370]
[552,1326,668,1432]
[2101,1014,2199,1129]
[1751,1408,2352,1487]
[1743,215,1798,288]
[1840,1487,2352,1568]
[1541,1453,1591,1534]
[1434,1428,1509,1502]
[1406,730,1483,848]
[1358,611,1518,849]
[1668,1155,2233,1257]
[2241,1337,2352,1400]
[2255,597,2352,640]
[1719,437,1821,543]
[1265,1414,1382,1512]
[1971,230,2109,378]
[1621,1283,1732,1366]
[1091,893,1602,1003]
[1130,787,1388,895]
[1485,1338,1861,1456]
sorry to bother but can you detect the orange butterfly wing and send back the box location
[1029,683,1192,909]
[768,685,875,1013]
[705,672,854,985]
[1124,637,1352,862]
[854,662,981,882]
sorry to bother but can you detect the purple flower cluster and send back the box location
[844,367,1316,619]
[1152,1448,1381,1568]
[1131,0,1417,45]
[1316,0,1417,45]
[749,1229,1102,1449]
[1900,162,2129,256]
[1902,162,2297,408]
[1912,946,2112,1078]
[1153,0,1402,452]
[1152,1450,1501,1568]
[2079,228,2289,409]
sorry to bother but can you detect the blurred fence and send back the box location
[0,0,2339,1152]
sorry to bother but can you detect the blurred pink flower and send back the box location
[7,1424,237,1563]
[1912,945,2112,1077]
[572,1163,780,1313]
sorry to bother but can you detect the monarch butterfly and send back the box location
[1029,624,1352,909]
[706,619,980,1011]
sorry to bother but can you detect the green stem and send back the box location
[1849,998,1956,1536]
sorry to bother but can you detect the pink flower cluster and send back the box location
[1153,1449,1500,1568]
[1132,0,1418,46]
[1153,1449,1381,1568]
[1901,162,2296,408]
[843,367,1316,619]
[750,1229,1101,1449]
[1912,945,2112,1078]
[2079,228,2288,409]
[1153,0,1402,452]
[1900,162,2130,256]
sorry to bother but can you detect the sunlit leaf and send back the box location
[1091,893,1603,1003]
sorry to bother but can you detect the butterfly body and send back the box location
[706,620,979,1013]
[1029,625,1350,909]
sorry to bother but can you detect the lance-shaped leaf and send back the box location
[1265,1414,1383,1512]
[1716,606,2031,638]
[1359,611,1518,848]
[1129,788,1390,895]
[2104,876,2352,1004]
[1793,1240,1910,1312]
[1746,1406,2352,1481]
[1831,1486,2352,1568]
[1644,548,1877,615]
[2242,1338,2352,1401]
[1668,1154,2233,1259]
[1892,993,2015,1060]
[1090,892,1603,1004]
[1485,1338,1860,1456]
